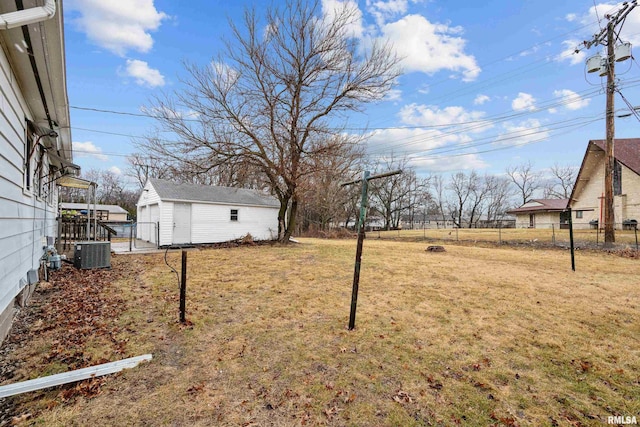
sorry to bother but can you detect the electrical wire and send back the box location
[164,246,180,289]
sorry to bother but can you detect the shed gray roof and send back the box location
[60,203,128,214]
[149,179,280,208]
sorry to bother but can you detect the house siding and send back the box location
[136,180,279,246]
[571,150,640,227]
[0,43,58,342]
[191,204,278,243]
[513,212,561,229]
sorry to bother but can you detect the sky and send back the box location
[62,0,640,186]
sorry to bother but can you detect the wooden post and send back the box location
[180,250,187,323]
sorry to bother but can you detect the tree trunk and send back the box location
[282,196,298,243]
[277,197,290,242]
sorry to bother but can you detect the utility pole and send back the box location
[341,169,401,330]
[583,0,637,246]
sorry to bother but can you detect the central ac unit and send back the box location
[74,241,111,269]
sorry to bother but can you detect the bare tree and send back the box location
[141,0,400,242]
[431,174,448,227]
[297,136,364,233]
[466,172,491,228]
[369,156,420,230]
[447,171,478,228]
[506,161,540,205]
[484,175,513,225]
[543,163,577,199]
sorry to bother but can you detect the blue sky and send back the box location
[63,0,640,185]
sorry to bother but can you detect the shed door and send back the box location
[173,203,191,244]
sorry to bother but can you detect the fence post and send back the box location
[498,222,502,245]
[552,223,555,245]
[456,227,459,241]
[635,227,638,251]
[129,221,133,252]
[568,209,575,271]
[180,250,187,323]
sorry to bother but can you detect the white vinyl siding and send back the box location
[191,204,277,243]
[136,180,279,246]
[0,44,59,342]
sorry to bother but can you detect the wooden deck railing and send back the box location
[57,217,117,252]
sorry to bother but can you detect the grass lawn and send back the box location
[2,238,639,426]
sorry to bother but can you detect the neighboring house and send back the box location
[507,199,569,229]
[0,1,76,342]
[136,179,280,246]
[569,138,640,228]
[60,202,130,221]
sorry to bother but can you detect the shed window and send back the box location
[230,209,238,221]
[575,210,583,219]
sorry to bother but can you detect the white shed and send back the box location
[136,179,280,246]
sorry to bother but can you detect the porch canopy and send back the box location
[56,175,99,242]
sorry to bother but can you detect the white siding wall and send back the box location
[571,151,640,227]
[191,203,278,244]
[136,181,161,243]
[0,44,57,342]
[159,201,173,246]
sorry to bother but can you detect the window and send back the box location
[613,160,622,196]
[230,209,238,221]
[575,210,583,219]
[24,126,34,191]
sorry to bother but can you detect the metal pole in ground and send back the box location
[180,250,187,323]
[635,227,638,251]
[129,220,133,252]
[341,169,402,330]
[568,209,575,271]
[552,223,555,245]
[348,171,370,330]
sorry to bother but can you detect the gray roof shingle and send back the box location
[149,178,280,208]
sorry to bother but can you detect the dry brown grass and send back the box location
[4,239,640,426]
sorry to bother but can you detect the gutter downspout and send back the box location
[0,0,56,30]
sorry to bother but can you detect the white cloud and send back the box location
[124,59,165,87]
[364,125,489,173]
[556,39,586,65]
[408,152,488,172]
[141,105,200,120]
[322,0,365,39]
[73,141,108,161]
[399,103,490,133]
[380,14,480,81]
[474,94,490,105]
[383,88,403,101]
[565,13,577,22]
[496,119,549,146]
[109,166,122,175]
[511,92,536,111]
[366,0,410,26]
[553,89,591,111]
[67,0,168,56]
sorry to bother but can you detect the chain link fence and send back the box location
[368,223,639,250]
